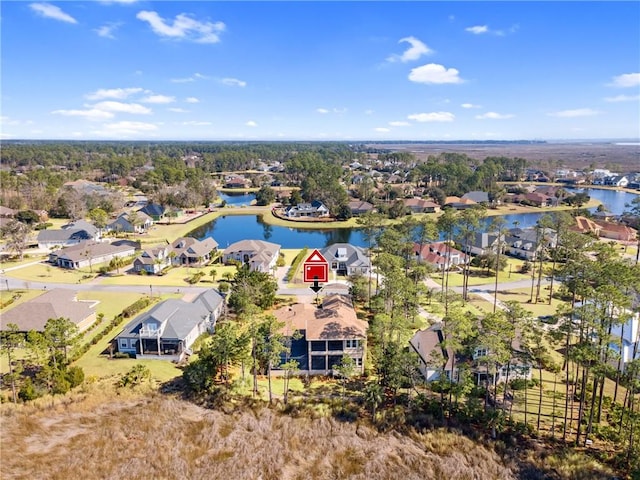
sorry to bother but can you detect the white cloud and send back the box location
[102,121,158,134]
[168,107,189,113]
[374,127,391,132]
[29,3,77,24]
[364,109,374,115]
[185,97,200,103]
[604,94,640,103]
[461,103,481,109]
[245,120,258,127]
[476,111,515,119]
[608,72,640,88]
[171,73,208,83]
[547,108,600,118]
[91,101,151,114]
[387,36,433,63]
[389,121,411,127]
[408,63,463,84]
[182,121,212,126]
[51,109,114,120]
[94,22,121,39]
[408,112,455,122]
[141,94,175,104]
[85,87,143,100]
[466,25,488,34]
[136,10,225,44]
[316,108,329,114]
[220,78,247,87]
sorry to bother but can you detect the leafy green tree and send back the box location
[43,317,79,366]
[88,207,109,229]
[1,219,31,260]
[334,354,356,405]
[1,323,23,403]
[255,185,276,206]
[228,267,278,313]
[363,382,384,418]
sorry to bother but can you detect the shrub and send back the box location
[119,364,151,388]
[18,378,40,402]
[218,281,230,293]
[66,366,85,388]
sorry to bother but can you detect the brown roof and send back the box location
[273,294,368,341]
[409,323,454,371]
[0,289,96,332]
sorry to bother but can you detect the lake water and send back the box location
[194,188,638,249]
[217,191,256,206]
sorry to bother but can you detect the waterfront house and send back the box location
[170,237,219,266]
[286,200,330,218]
[222,239,280,273]
[320,243,371,277]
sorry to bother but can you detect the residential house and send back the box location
[224,175,251,189]
[133,245,171,274]
[63,179,109,196]
[413,242,470,271]
[572,216,601,236]
[272,295,368,375]
[410,323,532,385]
[0,289,97,333]
[320,243,371,277]
[520,192,554,207]
[223,239,280,273]
[610,311,639,371]
[347,200,375,216]
[50,240,136,269]
[108,211,153,234]
[138,203,166,221]
[37,220,101,250]
[410,323,455,382]
[403,198,441,213]
[505,227,557,261]
[594,221,637,242]
[444,196,477,210]
[286,200,330,218]
[604,175,629,188]
[461,191,490,204]
[467,232,499,256]
[171,237,219,266]
[116,289,224,360]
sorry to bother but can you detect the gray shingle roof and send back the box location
[0,289,95,332]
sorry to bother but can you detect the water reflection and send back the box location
[192,189,637,249]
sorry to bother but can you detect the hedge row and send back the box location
[70,297,155,363]
[285,247,308,282]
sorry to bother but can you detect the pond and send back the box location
[190,214,368,249]
[217,191,256,206]
[193,188,638,249]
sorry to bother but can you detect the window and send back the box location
[355,357,363,367]
[120,339,127,348]
[345,339,359,349]
[474,347,488,358]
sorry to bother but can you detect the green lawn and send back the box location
[4,263,97,284]
[0,254,48,270]
[495,286,564,318]
[0,289,45,310]
[74,294,183,382]
[430,261,531,288]
[76,291,145,320]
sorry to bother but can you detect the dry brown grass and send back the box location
[1,388,519,480]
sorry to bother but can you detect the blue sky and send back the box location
[1,1,639,141]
